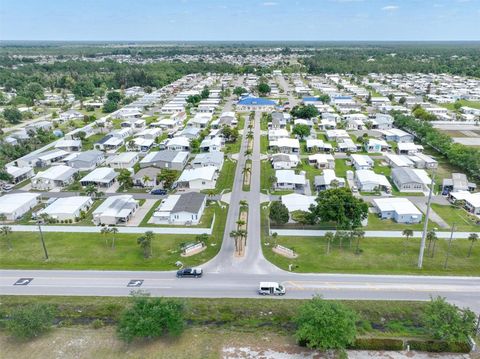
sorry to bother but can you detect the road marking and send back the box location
[127,279,144,287]
[13,278,33,286]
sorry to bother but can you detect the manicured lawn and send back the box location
[373,159,391,177]
[260,159,274,193]
[224,139,241,154]
[82,133,105,150]
[213,158,237,194]
[297,160,323,188]
[260,135,268,154]
[334,158,351,178]
[366,213,435,231]
[263,235,480,275]
[431,204,480,232]
[0,230,220,270]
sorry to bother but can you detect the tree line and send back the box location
[393,112,480,181]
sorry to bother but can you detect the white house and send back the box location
[55,139,82,152]
[92,195,138,225]
[275,170,306,191]
[106,152,139,169]
[448,191,480,215]
[355,170,391,192]
[270,153,300,170]
[397,142,424,155]
[350,154,374,170]
[6,166,34,184]
[176,166,217,190]
[80,167,118,188]
[281,193,316,212]
[308,154,335,169]
[392,167,431,193]
[314,169,345,191]
[151,192,207,225]
[0,193,40,220]
[268,129,290,141]
[381,129,414,143]
[373,198,423,224]
[191,152,224,171]
[39,196,93,221]
[269,138,300,154]
[364,139,389,153]
[306,139,333,153]
[165,136,190,151]
[31,165,78,190]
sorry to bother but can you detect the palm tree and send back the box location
[100,227,111,246]
[0,213,7,223]
[467,233,478,257]
[242,166,251,177]
[142,175,151,188]
[244,149,252,158]
[239,200,248,212]
[402,229,413,254]
[110,226,118,249]
[271,231,278,246]
[247,131,254,140]
[85,184,98,198]
[237,229,248,250]
[137,231,153,259]
[1,225,13,250]
[352,229,365,255]
[230,230,240,253]
[426,230,437,256]
[324,232,334,255]
[236,219,246,229]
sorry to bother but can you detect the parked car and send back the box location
[258,282,286,296]
[176,268,203,278]
[2,184,14,192]
[150,188,167,195]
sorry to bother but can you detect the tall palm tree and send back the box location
[244,149,252,158]
[1,225,13,250]
[352,229,365,255]
[467,233,478,257]
[110,226,119,249]
[324,232,334,255]
[237,229,248,250]
[239,200,248,212]
[230,230,239,253]
[402,229,413,254]
[236,219,246,229]
[85,184,98,198]
[142,175,151,188]
[426,230,437,256]
[100,227,111,246]
[242,166,251,176]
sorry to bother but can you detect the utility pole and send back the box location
[37,221,49,260]
[418,169,436,269]
[443,223,455,270]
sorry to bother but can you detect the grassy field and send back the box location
[81,133,105,150]
[212,158,236,194]
[431,204,480,232]
[366,213,436,231]
[260,135,268,154]
[263,234,480,275]
[260,159,274,193]
[0,203,228,270]
[440,100,480,111]
[334,158,351,178]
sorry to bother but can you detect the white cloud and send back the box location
[382,5,399,11]
[262,1,278,6]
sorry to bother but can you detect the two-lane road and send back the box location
[1,269,479,312]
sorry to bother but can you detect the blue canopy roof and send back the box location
[238,97,276,106]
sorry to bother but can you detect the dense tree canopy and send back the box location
[290,105,318,119]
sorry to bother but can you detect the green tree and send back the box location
[107,91,123,103]
[137,231,153,258]
[453,101,463,111]
[423,296,476,343]
[269,201,290,225]
[309,188,368,230]
[467,233,478,257]
[257,83,271,96]
[157,169,178,190]
[292,124,311,140]
[100,226,111,246]
[103,100,118,113]
[117,295,185,342]
[6,304,56,339]
[110,226,119,249]
[201,86,210,99]
[294,296,357,350]
[118,169,133,189]
[402,229,413,254]
[85,184,99,198]
[290,105,319,119]
[22,82,45,105]
[233,87,247,96]
[3,107,23,124]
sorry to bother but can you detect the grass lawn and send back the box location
[263,235,480,275]
[82,133,105,150]
[373,159,391,177]
[260,135,268,154]
[334,158,351,178]
[224,137,241,154]
[212,158,236,194]
[366,213,436,231]
[260,159,274,193]
[0,203,228,271]
[431,204,480,232]
[440,100,480,111]
[297,160,323,188]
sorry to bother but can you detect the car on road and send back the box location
[176,268,203,278]
[258,281,286,296]
[150,188,167,195]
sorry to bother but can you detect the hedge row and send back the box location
[349,337,471,353]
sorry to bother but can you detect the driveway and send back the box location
[126,199,157,227]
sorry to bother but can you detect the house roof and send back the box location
[141,150,189,164]
[93,195,137,218]
[177,166,217,182]
[40,196,92,216]
[237,97,276,106]
[0,193,40,213]
[373,198,422,216]
[133,167,160,180]
[314,169,345,186]
[106,152,138,165]
[193,152,224,165]
[281,193,316,212]
[81,167,118,183]
[392,167,431,185]
[34,165,77,181]
[275,170,306,185]
[69,150,103,164]
[172,192,206,214]
[355,170,391,187]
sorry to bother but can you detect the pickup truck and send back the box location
[176,268,203,278]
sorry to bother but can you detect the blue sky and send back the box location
[1,0,479,41]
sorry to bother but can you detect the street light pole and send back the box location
[418,169,436,269]
[443,223,455,270]
[37,221,49,260]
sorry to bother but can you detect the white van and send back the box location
[258,282,286,296]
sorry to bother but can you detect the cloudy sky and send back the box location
[1,0,479,41]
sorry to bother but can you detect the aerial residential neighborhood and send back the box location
[0,1,479,358]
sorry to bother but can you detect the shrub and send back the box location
[6,304,56,339]
[407,340,471,353]
[350,338,404,351]
[295,297,357,350]
[91,319,104,329]
[117,296,185,342]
